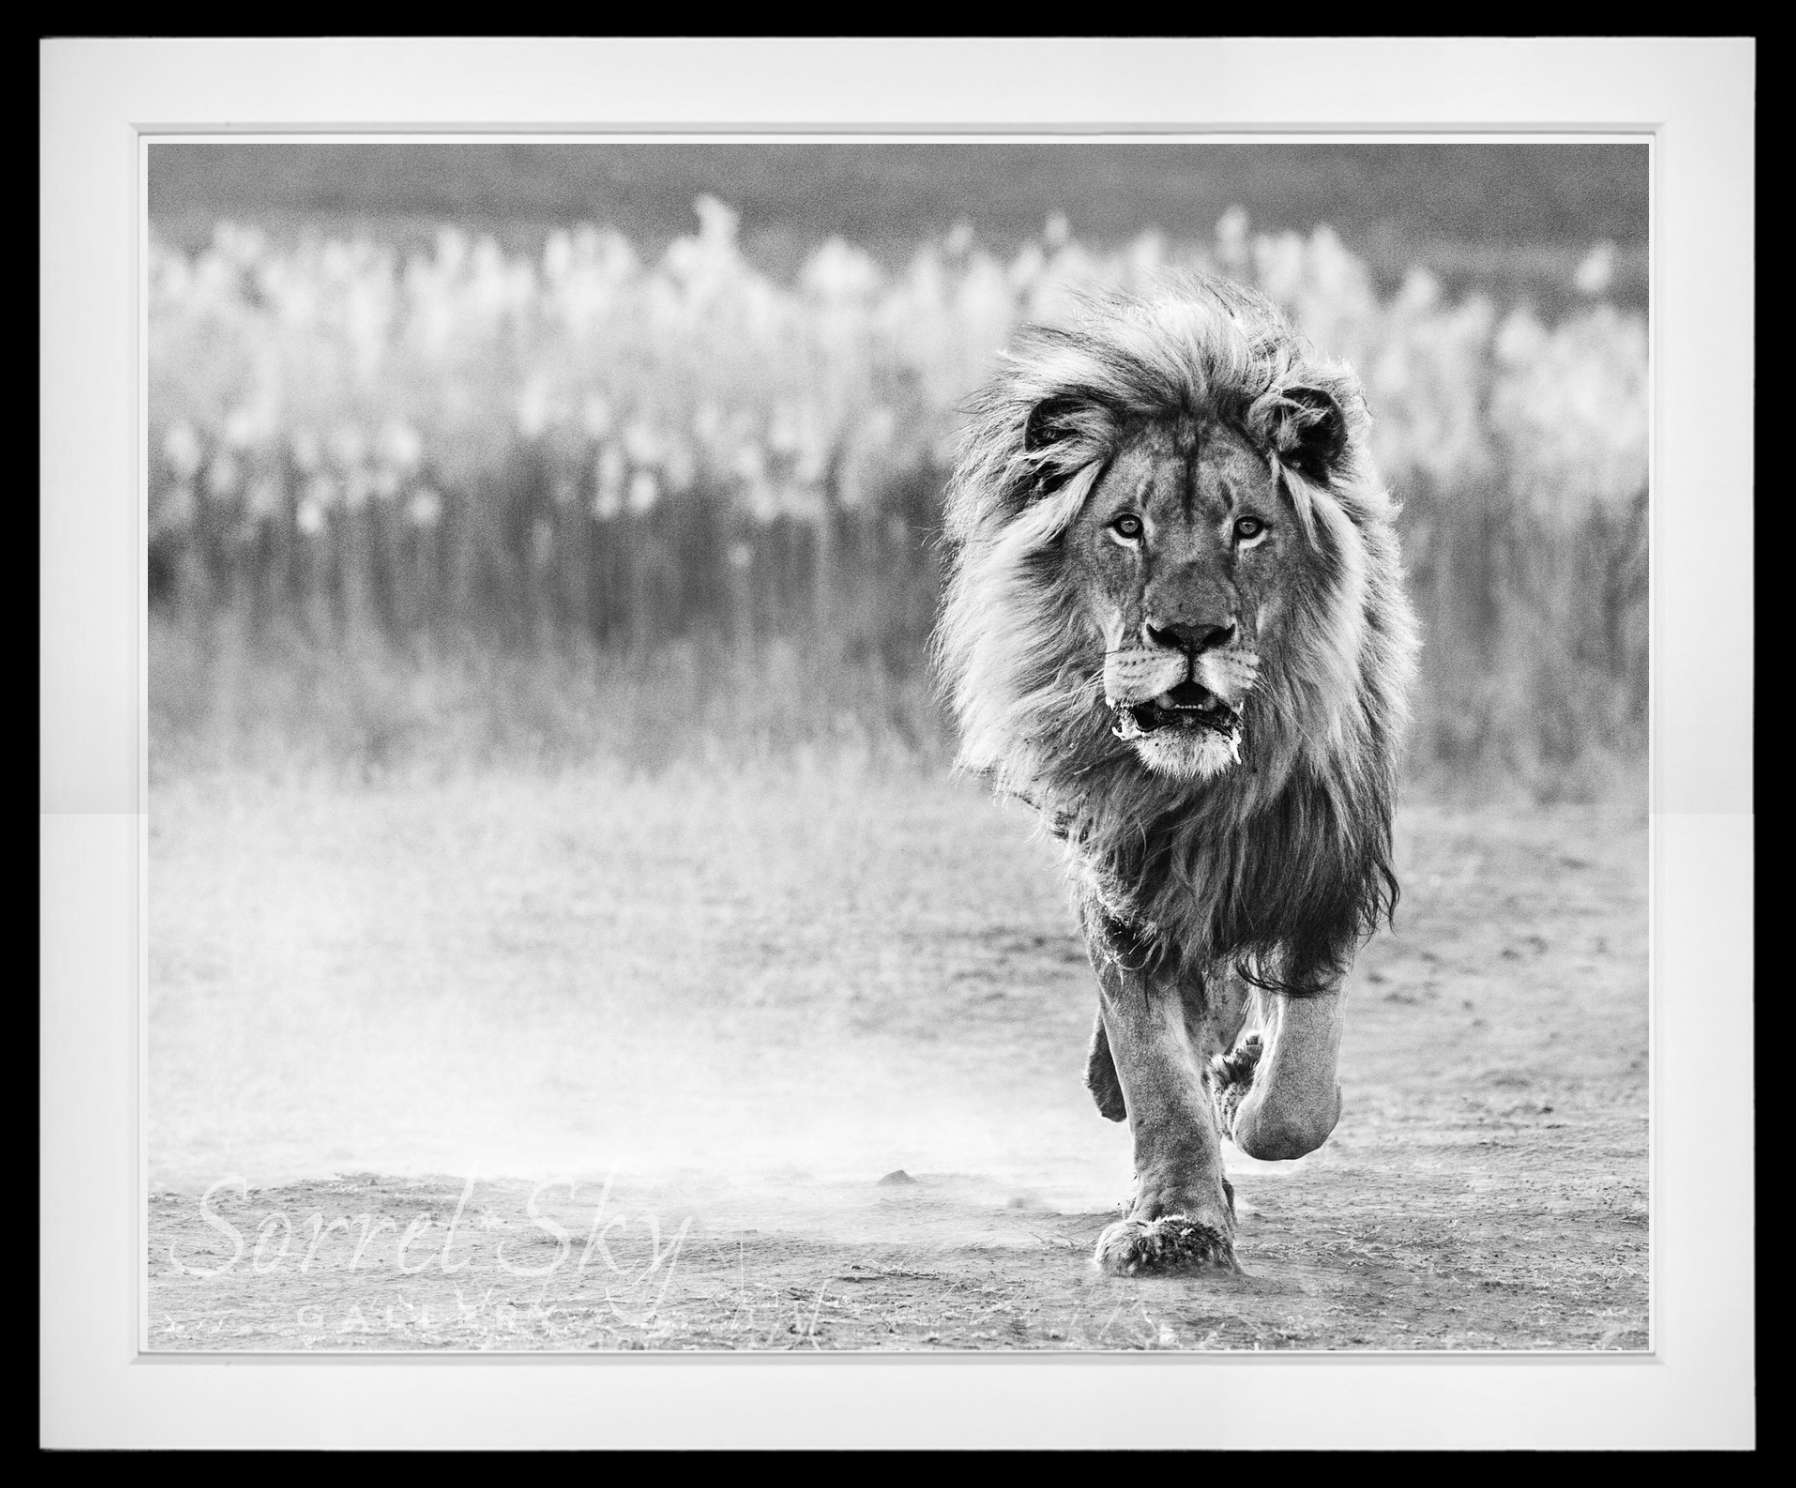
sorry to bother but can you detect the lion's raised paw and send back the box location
[1093,1216,1239,1277]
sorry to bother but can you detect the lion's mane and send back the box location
[933,274,1421,995]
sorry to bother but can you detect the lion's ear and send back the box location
[1024,393,1091,455]
[1272,386,1348,482]
[1024,392,1110,496]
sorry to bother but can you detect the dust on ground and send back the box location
[148,764,1648,1351]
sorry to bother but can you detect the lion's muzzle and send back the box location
[1104,646,1260,751]
[1110,680,1238,743]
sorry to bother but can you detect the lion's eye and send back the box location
[1110,514,1144,541]
[1234,516,1267,542]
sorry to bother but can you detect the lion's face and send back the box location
[1064,417,1290,781]
[938,277,1415,822]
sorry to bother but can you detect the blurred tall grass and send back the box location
[148,201,1647,801]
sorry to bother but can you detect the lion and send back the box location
[934,273,1420,1276]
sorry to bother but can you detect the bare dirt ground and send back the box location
[147,765,1648,1351]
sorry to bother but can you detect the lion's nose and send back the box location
[1145,619,1236,655]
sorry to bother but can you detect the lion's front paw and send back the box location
[1093,1215,1238,1277]
[1210,1032,1263,1142]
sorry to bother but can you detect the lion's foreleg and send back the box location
[1219,983,1346,1162]
[1087,953,1237,1275]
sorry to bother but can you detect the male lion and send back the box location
[934,275,1419,1276]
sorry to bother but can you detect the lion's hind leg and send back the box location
[1210,1032,1263,1142]
[1085,1011,1127,1122]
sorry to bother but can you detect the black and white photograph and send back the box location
[143,135,1652,1352]
[40,37,1753,1451]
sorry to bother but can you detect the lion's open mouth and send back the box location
[1110,680,1240,740]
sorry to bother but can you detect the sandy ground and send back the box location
[147,764,1648,1351]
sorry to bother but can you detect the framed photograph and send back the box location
[41,37,1753,1450]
